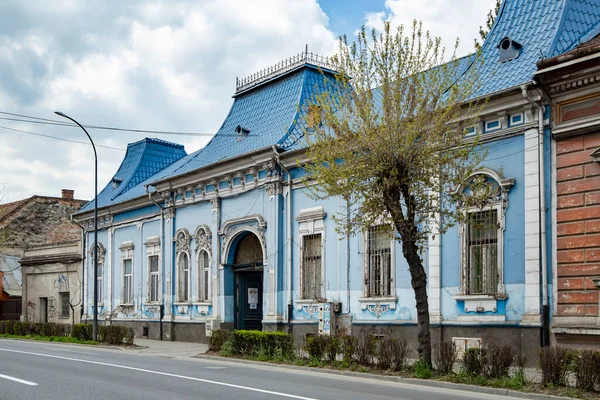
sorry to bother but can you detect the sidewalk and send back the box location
[128,338,209,358]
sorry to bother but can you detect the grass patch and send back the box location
[0,333,98,345]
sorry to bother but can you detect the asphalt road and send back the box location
[1,339,524,400]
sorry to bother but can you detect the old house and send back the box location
[537,32,600,349]
[72,0,600,358]
[0,189,87,322]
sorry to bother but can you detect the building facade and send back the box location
[20,241,83,325]
[73,0,600,357]
[537,33,600,349]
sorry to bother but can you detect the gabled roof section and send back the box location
[550,0,600,57]
[79,138,186,212]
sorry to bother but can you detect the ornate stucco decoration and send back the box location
[145,305,161,314]
[365,303,390,319]
[235,172,245,188]
[119,304,135,315]
[456,168,514,212]
[194,225,212,253]
[173,229,191,254]
[89,243,106,265]
[219,215,267,265]
[178,305,188,314]
[262,161,276,180]
[301,304,319,317]
[266,182,283,197]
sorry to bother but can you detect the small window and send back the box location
[485,120,500,132]
[199,250,210,302]
[365,225,392,297]
[465,210,499,295]
[123,259,133,304]
[60,292,70,318]
[96,261,103,305]
[559,95,600,124]
[178,253,190,302]
[510,113,523,126]
[149,255,160,303]
[301,234,322,299]
[498,37,521,63]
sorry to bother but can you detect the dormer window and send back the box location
[498,37,521,63]
[235,125,250,141]
[112,177,123,189]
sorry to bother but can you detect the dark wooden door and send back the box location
[235,272,263,331]
[40,297,48,323]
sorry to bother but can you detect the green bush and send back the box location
[413,360,433,379]
[339,335,356,364]
[220,339,234,357]
[99,325,135,345]
[353,332,375,365]
[305,335,327,361]
[72,324,93,341]
[41,322,59,337]
[231,330,293,359]
[210,329,229,352]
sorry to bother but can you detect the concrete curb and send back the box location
[195,355,572,400]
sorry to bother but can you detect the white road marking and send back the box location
[0,373,38,386]
[49,348,95,355]
[0,348,317,400]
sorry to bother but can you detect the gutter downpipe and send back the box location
[146,185,165,340]
[272,145,293,332]
[521,84,550,347]
[71,217,87,323]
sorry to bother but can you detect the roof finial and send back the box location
[305,44,308,56]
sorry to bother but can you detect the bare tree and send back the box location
[303,21,489,366]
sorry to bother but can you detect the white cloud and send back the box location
[364,0,497,57]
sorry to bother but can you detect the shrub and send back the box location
[99,325,135,345]
[353,332,375,365]
[376,337,394,370]
[220,339,234,357]
[72,324,93,341]
[389,338,410,371]
[574,350,600,392]
[41,323,59,337]
[231,330,294,359]
[325,337,340,363]
[339,334,356,364]
[463,348,484,377]
[539,347,571,387]
[433,342,457,375]
[413,360,433,379]
[305,335,327,361]
[210,329,229,352]
[483,343,516,379]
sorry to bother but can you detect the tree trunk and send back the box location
[401,237,432,366]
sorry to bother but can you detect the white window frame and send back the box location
[173,229,192,305]
[295,206,326,306]
[454,169,514,318]
[194,225,212,306]
[144,236,161,304]
[89,244,105,307]
[119,241,135,306]
[361,224,396,299]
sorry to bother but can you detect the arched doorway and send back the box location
[227,231,264,330]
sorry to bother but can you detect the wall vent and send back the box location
[498,37,522,63]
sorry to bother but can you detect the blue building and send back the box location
[73,0,600,356]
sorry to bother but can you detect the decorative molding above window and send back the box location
[89,243,106,265]
[119,241,135,252]
[295,206,326,223]
[144,236,160,247]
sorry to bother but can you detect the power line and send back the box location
[0,110,250,137]
[0,124,125,151]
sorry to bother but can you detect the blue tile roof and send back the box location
[79,138,186,212]
[84,0,600,212]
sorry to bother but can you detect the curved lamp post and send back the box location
[55,111,99,342]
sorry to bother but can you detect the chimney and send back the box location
[61,189,74,200]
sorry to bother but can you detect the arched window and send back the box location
[178,253,190,302]
[199,250,210,302]
[89,244,106,306]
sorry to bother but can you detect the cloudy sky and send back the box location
[0,0,496,202]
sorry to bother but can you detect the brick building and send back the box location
[537,34,600,347]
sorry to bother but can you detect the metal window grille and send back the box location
[60,292,70,318]
[366,225,392,297]
[301,234,322,299]
[123,259,133,304]
[466,210,499,295]
[96,262,103,304]
[199,251,210,302]
[149,255,159,302]
[179,253,189,302]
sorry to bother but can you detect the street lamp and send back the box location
[55,111,99,342]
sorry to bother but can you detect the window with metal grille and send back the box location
[59,292,70,318]
[199,250,210,302]
[96,261,103,305]
[466,209,499,295]
[149,255,159,303]
[178,253,189,302]
[123,259,133,304]
[301,234,322,299]
[366,225,392,297]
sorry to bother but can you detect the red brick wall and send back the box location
[556,132,600,317]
